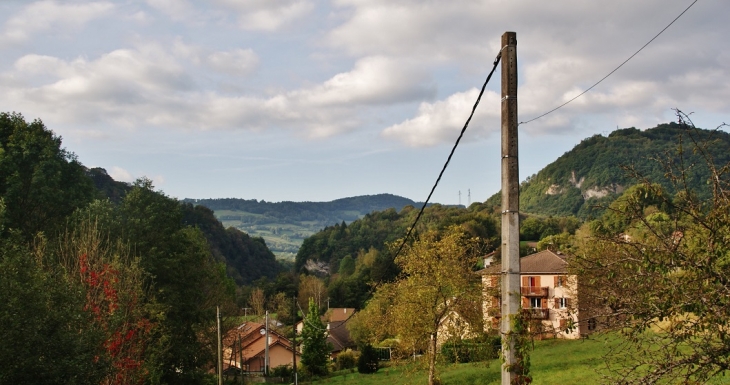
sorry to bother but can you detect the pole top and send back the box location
[501,32,517,46]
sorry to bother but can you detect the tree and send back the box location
[0,112,94,239]
[572,112,730,384]
[357,344,379,374]
[300,298,330,377]
[387,226,483,385]
[249,288,266,316]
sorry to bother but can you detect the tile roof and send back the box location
[478,249,568,275]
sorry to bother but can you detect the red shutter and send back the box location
[492,297,500,308]
[522,297,529,308]
[534,276,541,287]
[542,298,548,309]
[554,276,559,286]
[522,276,528,287]
[554,298,559,308]
[566,298,571,308]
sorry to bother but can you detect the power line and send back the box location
[519,0,699,126]
[392,49,503,260]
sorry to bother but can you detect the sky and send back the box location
[1,0,728,205]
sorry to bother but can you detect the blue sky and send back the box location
[1,0,728,205]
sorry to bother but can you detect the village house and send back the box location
[479,249,592,339]
[295,308,356,359]
[223,321,300,374]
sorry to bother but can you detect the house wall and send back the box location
[482,273,580,339]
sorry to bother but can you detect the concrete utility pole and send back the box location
[500,31,520,385]
[265,310,270,376]
[217,306,223,385]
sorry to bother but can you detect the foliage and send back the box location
[357,345,379,374]
[181,203,281,285]
[336,349,358,371]
[487,122,730,218]
[0,112,95,239]
[300,298,331,376]
[187,194,420,256]
[269,364,293,378]
[571,113,730,384]
[504,312,533,385]
[0,237,105,385]
[369,226,485,385]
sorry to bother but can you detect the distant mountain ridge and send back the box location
[485,122,730,218]
[184,194,426,257]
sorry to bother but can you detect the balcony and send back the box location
[521,286,549,297]
[523,308,550,320]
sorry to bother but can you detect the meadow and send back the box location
[303,334,730,385]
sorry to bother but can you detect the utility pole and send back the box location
[500,31,520,385]
[265,310,270,376]
[459,190,462,206]
[292,296,298,385]
[217,306,223,385]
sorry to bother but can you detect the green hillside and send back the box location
[186,194,426,259]
[486,122,730,218]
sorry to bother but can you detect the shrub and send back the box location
[270,364,293,378]
[336,349,358,371]
[357,344,379,374]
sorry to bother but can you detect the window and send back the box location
[588,318,597,331]
[530,297,542,308]
[558,297,568,309]
[555,275,566,287]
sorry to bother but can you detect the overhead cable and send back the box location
[392,50,503,260]
[519,0,699,126]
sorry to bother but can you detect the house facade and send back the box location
[479,249,586,339]
[223,321,300,373]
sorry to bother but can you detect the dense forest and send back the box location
[485,123,730,218]
[0,112,278,384]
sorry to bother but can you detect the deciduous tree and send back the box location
[572,112,730,384]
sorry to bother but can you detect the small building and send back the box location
[223,321,300,374]
[296,308,357,359]
[479,249,587,339]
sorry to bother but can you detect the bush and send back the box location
[269,364,293,378]
[336,349,358,371]
[357,344,379,374]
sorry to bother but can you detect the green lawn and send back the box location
[303,334,730,385]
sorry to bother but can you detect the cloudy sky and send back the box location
[1,0,728,205]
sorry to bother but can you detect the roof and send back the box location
[325,308,356,322]
[327,320,355,352]
[478,249,569,275]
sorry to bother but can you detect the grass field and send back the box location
[302,334,730,385]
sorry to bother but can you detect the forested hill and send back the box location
[485,122,730,218]
[186,194,420,223]
[185,194,427,257]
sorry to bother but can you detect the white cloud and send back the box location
[109,166,134,183]
[293,56,434,107]
[0,0,114,45]
[145,0,196,22]
[381,88,500,147]
[212,0,314,31]
[206,49,259,76]
[2,48,430,138]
